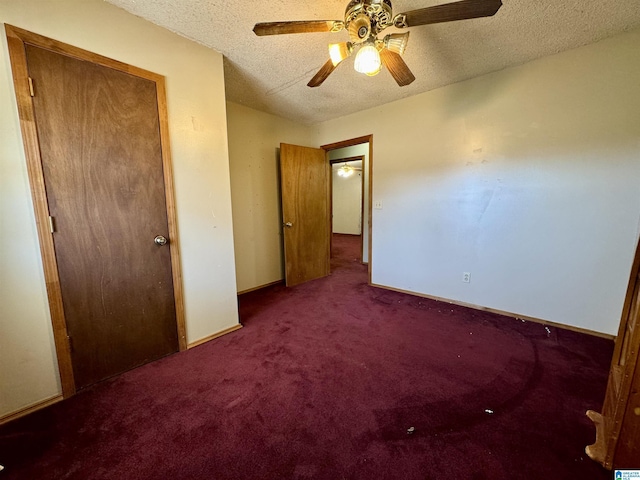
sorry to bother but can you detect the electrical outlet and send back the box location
[374,200,383,210]
[463,272,471,283]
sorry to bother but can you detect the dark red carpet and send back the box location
[0,234,613,479]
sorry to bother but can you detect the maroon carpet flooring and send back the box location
[0,234,614,479]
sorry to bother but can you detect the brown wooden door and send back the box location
[25,45,179,389]
[280,143,330,287]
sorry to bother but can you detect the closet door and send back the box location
[6,24,186,395]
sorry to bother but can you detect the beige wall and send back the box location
[315,28,640,335]
[226,102,316,293]
[0,0,239,419]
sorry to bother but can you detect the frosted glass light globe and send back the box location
[354,45,381,76]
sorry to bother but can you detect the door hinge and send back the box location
[28,77,35,97]
[67,335,73,353]
[48,216,55,233]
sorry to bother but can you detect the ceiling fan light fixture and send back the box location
[384,32,410,55]
[337,164,355,177]
[354,44,381,76]
[329,42,352,66]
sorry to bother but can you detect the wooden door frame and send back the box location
[585,238,640,468]
[321,135,373,284]
[329,155,365,263]
[5,25,187,398]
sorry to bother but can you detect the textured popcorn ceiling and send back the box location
[105,0,640,125]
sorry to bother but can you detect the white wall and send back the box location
[329,144,370,263]
[332,161,363,235]
[226,102,316,293]
[316,29,640,335]
[0,0,239,419]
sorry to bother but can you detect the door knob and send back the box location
[154,235,168,246]
[284,222,293,228]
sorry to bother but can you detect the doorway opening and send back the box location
[322,136,373,284]
[330,156,364,264]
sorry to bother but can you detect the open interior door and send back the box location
[280,143,330,287]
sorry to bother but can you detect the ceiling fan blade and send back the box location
[253,20,343,36]
[308,59,339,88]
[398,0,502,27]
[380,49,416,87]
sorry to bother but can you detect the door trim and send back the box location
[5,24,187,398]
[322,135,373,285]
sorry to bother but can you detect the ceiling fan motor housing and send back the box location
[345,0,394,38]
[348,14,372,43]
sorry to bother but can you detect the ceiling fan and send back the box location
[253,0,503,88]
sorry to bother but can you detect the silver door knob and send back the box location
[284,222,293,228]
[154,235,168,246]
